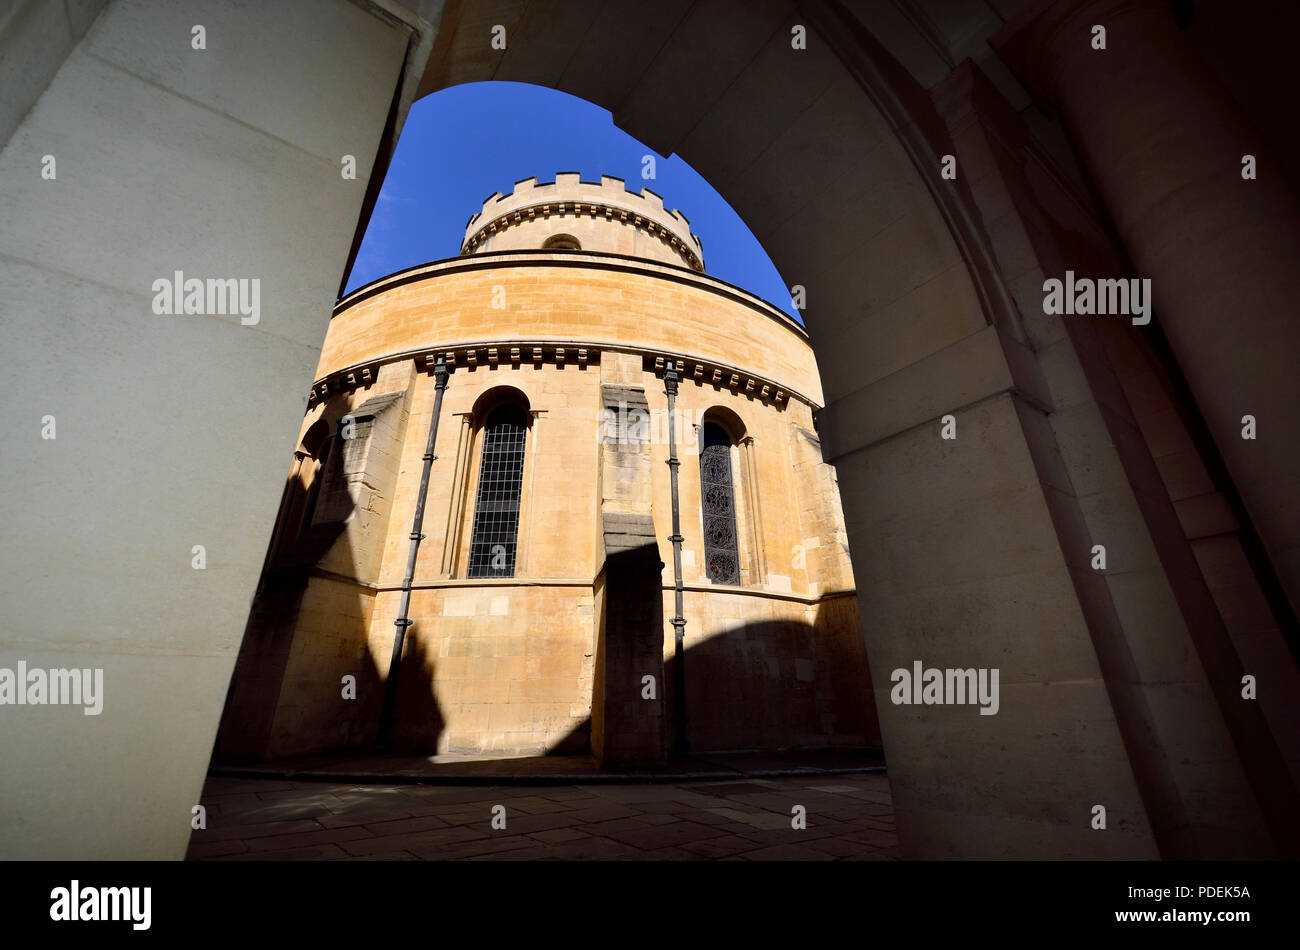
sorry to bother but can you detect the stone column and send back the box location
[440,413,474,577]
[516,408,545,577]
[739,436,767,585]
[995,0,1300,615]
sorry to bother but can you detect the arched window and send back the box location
[266,419,332,569]
[301,432,334,532]
[700,421,740,585]
[467,403,529,578]
[543,233,581,250]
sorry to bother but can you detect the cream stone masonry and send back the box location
[217,174,876,762]
[0,0,432,861]
[14,0,1295,861]
[315,253,818,406]
[463,173,705,270]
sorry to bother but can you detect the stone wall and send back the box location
[0,0,424,859]
[669,588,876,752]
[217,255,874,760]
[463,173,704,271]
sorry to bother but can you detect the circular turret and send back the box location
[461,172,705,271]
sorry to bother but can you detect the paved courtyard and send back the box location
[186,772,899,861]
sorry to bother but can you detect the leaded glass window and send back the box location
[467,404,527,578]
[700,421,740,585]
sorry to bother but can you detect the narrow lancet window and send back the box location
[700,421,740,585]
[467,403,528,577]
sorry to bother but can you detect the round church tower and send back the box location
[217,173,877,764]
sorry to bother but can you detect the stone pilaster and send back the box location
[995,0,1300,619]
[591,383,667,766]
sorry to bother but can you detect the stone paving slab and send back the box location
[187,773,899,862]
[210,748,885,785]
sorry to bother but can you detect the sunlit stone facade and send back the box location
[217,174,877,762]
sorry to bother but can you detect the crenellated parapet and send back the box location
[461,172,705,271]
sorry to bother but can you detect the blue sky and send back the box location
[344,81,796,319]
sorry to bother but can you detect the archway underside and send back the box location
[392,0,1300,860]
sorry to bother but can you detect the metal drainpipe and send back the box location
[377,355,449,750]
[663,363,688,755]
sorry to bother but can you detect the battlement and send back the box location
[462,173,705,271]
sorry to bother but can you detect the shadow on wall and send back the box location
[212,387,448,761]
[213,395,876,763]
[215,590,878,763]
[560,614,881,760]
[386,631,447,753]
[214,559,450,761]
[667,613,881,754]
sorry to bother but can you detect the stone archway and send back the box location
[2,0,1296,860]
[393,0,1299,861]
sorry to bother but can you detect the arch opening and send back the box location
[466,397,530,579]
[699,420,741,586]
[542,232,581,250]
